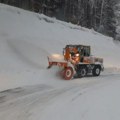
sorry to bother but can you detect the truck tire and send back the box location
[63,67,73,80]
[92,65,101,76]
[79,68,87,77]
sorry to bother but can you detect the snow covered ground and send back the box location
[0,3,120,120]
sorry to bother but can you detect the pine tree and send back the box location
[114,0,120,40]
[102,0,116,38]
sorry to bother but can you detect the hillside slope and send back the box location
[0,4,120,90]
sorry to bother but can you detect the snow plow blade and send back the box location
[47,54,68,69]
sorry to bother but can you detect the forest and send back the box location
[0,0,120,40]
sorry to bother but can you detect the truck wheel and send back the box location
[63,67,73,80]
[79,68,87,77]
[92,66,101,76]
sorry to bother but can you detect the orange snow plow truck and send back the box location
[48,45,104,80]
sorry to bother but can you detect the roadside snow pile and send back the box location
[0,3,120,91]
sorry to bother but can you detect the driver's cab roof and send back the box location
[65,44,90,48]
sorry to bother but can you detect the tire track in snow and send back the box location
[0,85,78,120]
[0,74,120,120]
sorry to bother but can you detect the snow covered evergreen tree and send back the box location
[101,0,116,38]
[114,1,120,40]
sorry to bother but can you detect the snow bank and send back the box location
[0,3,120,91]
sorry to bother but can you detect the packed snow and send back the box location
[0,3,120,120]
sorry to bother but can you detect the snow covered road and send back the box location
[0,73,120,120]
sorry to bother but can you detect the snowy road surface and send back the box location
[0,73,120,120]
